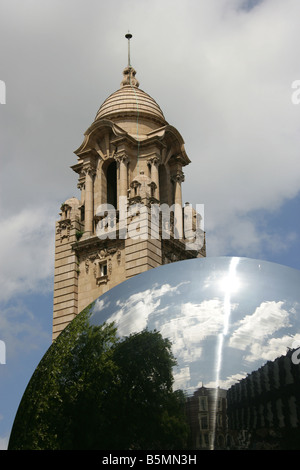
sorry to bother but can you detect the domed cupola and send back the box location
[94,65,167,135]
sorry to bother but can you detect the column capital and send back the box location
[172,170,185,184]
[147,155,160,166]
[114,153,129,164]
[82,165,96,177]
[77,181,85,190]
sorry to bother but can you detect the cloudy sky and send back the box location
[1,0,300,449]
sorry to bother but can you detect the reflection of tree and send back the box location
[9,303,188,450]
[108,329,188,450]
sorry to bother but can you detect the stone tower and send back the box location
[53,43,205,340]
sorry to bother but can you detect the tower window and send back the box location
[107,161,117,209]
[200,415,208,430]
[199,397,207,411]
[80,205,85,222]
[97,261,107,278]
[100,262,107,277]
[95,261,108,286]
[159,164,168,204]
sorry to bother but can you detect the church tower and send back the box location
[53,35,206,340]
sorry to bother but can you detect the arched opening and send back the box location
[159,164,168,204]
[107,160,117,208]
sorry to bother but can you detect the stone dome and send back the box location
[63,197,80,208]
[94,66,167,132]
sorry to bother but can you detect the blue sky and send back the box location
[1,0,300,449]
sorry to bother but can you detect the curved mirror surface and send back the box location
[9,257,300,450]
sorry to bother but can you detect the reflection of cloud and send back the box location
[94,298,109,312]
[159,299,226,363]
[245,334,299,363]
[173,366,191,391]
[0,435,9,451]
[107,282,186,336]
[229,301,293,362]
[205,372,247,390]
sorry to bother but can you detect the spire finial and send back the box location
[121,32,139,88]
[125,32,132,67]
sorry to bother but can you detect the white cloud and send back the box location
[0,299,50,359]
[159,299,225,363]
[108,282,184,336]
[229,300,294,362]
[93,297,110,314]
[243,333,300,363]
[0,205,56,303]
[205,372,247,390]
[230,301,291,347]
[173,366,191,391]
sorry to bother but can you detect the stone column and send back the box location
[115,154,128,238]
[83,165,96,235]
[148,156,160,200]
[172,170,185,239]
[77,180,85,205]
[115,154,128,201]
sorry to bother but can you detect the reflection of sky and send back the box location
[90,257,300,394]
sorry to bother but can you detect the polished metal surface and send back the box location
[10,257,300,449]
[89,257,300,392]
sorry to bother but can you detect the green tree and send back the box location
[9,312,188,450]
[106,330,188,450]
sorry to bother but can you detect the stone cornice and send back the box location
[72,235,124,255]
[74,120,127,157]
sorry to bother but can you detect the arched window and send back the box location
[159,164,168,204]
[106,161,117,209]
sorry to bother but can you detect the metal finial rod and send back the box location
[125,32,132,67]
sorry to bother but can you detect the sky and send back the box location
[0,0,300,449]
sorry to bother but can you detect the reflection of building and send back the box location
[52,36,206,340]
[185,386,227,449]
[227,349,300,449]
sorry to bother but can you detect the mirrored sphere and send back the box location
[9,257,300,450]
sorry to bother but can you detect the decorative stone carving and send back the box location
[84,247,120,284]
[114,153,128,165]
[77,181,85,191]
[108,261,112,275]
[121,66,139,88]
[147,155,160,166]
[85,259,90,274]
[163,252,179,264]
[82,165,96,177]
[57,219,73,242]
[171,170,185,184]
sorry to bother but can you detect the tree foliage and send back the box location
[8,305,188,450]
